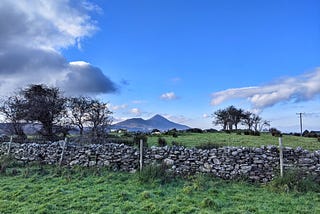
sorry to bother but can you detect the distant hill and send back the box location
[112,114,190,132]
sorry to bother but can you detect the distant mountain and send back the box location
[112,114,190,132]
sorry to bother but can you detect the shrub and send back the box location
[302,130,310,137]
[172,141,183,147]
[269,128,281,137]
[137,163,173,184]
[172,132,178,138]
[157,137,167,147]
[253,131,261,136]
[243,130,250,135]
[165,128,177,136]
[133,133,148,147]
[224,130,231,134]
[269,169,320,193]
[205,128,218,133]
[186,128,203,133]
[306,131,318,138]
[200,198,220,209]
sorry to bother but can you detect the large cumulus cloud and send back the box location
[0,0,117,96]
[211,68,320,109]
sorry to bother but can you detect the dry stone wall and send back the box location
[1,141,320,182]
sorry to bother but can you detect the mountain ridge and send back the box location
[112,114,190,132]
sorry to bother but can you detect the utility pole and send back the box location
[296,113,304,137]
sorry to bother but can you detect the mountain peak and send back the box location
[149,114,168,121]
[112,114,190,132]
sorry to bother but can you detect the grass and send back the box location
[146,132,320,151]
[0,164,320,213]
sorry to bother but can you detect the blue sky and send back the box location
[1,0,319,132]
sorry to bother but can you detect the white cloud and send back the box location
[0,0,117,96]
[130,108,142,116]
[211,68,320,110]
[202,113,210,119]
[0,0,97,50]
[160,92,178,100]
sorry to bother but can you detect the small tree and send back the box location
[213,106,244,130]
[0,95,26,139]
[226,105,244,130]
[20,84,66,141]
[213,109,229,130]
[241,111,254,131]
[67,96,92,135]
[86,99,112,140]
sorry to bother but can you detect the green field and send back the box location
[145,132,320,151]
[0,165,320,214]
[1,132,320,213]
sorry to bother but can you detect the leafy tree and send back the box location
[214,106,268,132]
[213,106,244,130]
[226,105,244,130]
[19,84,66,141]
[213,109,229,130]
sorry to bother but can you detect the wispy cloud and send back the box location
[108,104,128,111]
[211,68,320,109]
[160,92,178,100]
[132,100,147,104]
[170,77,182,84]
[164,114,190,124]
[0,0,117,96]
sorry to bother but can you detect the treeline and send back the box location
[213,105,270,132]
[0,84,112,142]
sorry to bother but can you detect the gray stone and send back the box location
[163,158,174,166]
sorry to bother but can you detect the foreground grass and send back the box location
[147,132,320,151]
[1,165,320,213]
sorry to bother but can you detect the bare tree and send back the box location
[241,111,254,130]
[67,96,92,135]
[86,99,112,141]
[258,120,270,132]
[0,95,26,139]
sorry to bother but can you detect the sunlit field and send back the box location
[0,165,320,214]
[142,132,320,151]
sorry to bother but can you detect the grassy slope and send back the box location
[147,132,320,151]
[0,167,320,214]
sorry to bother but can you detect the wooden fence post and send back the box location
[7,136,13,155]
[279,137,283,177]
[139,139,143,172]
[59,138,67,167]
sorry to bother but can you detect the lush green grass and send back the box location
[146,132,320,151]
[0,165,320,213]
